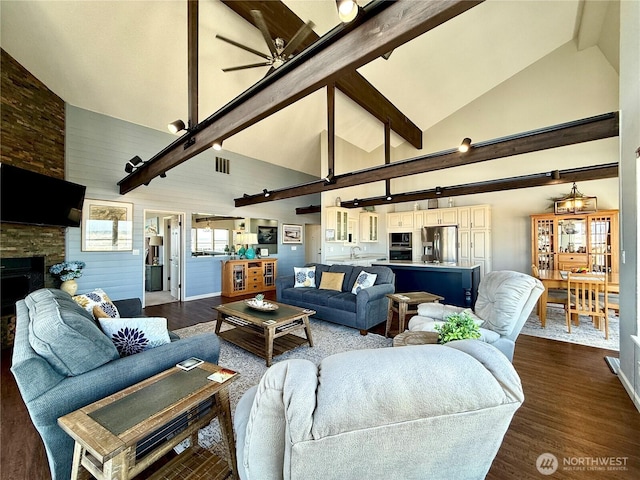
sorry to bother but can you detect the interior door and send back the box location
[305,224,321,263]
[170,215,181,299]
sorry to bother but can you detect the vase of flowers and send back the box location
[49,261,85,295]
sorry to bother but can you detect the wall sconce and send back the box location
[553,182,597,214]
[458,138,472,153]
[263,189,271,197]
[386,195,392,201]
[435,186,443,195]
[336,0,358,23]
[213,140,223,151]
[353,198,359,206]
[168,119,186,134]
[125,155,143,173]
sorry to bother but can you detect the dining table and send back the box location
[536,269,620,327]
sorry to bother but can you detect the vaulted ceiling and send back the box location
[0,0,619,178]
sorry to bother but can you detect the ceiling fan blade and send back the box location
[216,34,270,60]
[280,21,315,59]
[222,62,272,72]
[250,10,278,57]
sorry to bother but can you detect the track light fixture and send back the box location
[160,172,167,178]
[213,140,223,151]
[458,137,472,153]
[168,119,187,134]
[125,155,143,173]
[323,170,334,184]
[336,0,359,23]
[263,189,270,198]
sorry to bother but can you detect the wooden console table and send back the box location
[58,362,238,480]
[221,259,277,297]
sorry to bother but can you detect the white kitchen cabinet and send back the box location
[457,205,492,277]
[326,207,349,242]
[422,208,458,226]
[360,212,379,242]
[387,211,414,230]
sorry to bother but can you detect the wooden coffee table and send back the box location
[214,300,315,366]
[385,291,444,337]
[58,362,238,480]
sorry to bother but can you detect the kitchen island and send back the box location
[371,261,481,308]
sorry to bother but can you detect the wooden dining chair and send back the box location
[566,272,609,339]
[531,264,569,324]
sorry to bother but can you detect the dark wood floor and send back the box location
[2,293,639,479]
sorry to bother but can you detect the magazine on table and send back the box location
[207,368,237,383]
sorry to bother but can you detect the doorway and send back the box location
[305,223,322,264]
[144,210,184,307]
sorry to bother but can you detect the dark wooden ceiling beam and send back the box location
[119,0,477,194]
[221,0,423,149]
[340,163,618,208]
[188,0,198,128]
[234,111,619,206]
[295,205,321,215]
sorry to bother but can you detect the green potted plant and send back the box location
[434,311,481,344]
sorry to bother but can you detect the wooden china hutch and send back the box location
[530,210,619,274]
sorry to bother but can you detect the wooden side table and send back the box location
[58,362,238,480]
[393,330,439,347]
[385,291,444,337]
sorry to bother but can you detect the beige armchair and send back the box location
[409,270,544,361]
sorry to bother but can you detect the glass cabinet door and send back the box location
[557,218,587,254]
[589,215,613,272]
[534,217,555,270]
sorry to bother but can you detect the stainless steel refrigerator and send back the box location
[422,225,458,264]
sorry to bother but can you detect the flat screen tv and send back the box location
[0,163,86,227]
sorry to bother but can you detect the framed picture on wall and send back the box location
[282,224,303,244]
[258,226,277,244]
[82,199,133,251]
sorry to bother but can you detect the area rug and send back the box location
[521,306,619,351]
[172,319,392,456]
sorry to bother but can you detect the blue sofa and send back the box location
[276,263,395,333]
[10,288,220,480]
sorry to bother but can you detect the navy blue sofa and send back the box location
[276,263,395,333]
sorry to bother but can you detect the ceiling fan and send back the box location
[216,10,314,75]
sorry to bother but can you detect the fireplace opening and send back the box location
[1,256,45,317]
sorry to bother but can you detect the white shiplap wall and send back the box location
[65,105,320,301]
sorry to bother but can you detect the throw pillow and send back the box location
[319,272,345,291]
[26,289,119,376]
[351,271,378,294]
[93,305,111,318]
[294,266,316,288]
[73,288,120,319]
[99,317,171,357]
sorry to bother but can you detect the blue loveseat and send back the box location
[10,288,220,480]
[276,263,395,334]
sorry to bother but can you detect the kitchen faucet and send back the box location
[350,246,362,259]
